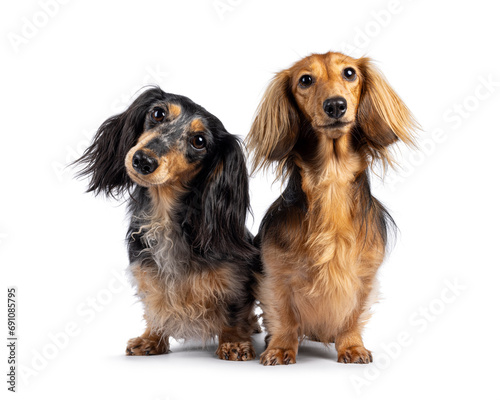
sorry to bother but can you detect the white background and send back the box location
[1,0,499,399]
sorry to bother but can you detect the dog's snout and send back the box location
[132,150,158,175]
[323,97,347,119]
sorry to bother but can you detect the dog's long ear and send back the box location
[73,87,165,198]
[189,134,254,258]
[246,70,300,173]
[356,59,418,165]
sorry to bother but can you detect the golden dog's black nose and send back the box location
[132,150,158,175]
[323,97,347,119]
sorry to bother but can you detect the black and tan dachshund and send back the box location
[75,87,259,360]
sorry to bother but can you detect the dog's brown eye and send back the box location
[299,75,313,88]
[191,135,206,150]
[151,107,166,122]
[343,67,357,81]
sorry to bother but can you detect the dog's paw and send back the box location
[337,345,372,364]
[260,348,296,366]
[216,341,256,361]
[126,336,168,356]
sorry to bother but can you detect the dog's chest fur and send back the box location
[127,187,242,341]
[128,260,239,342]
[274,138,381,338]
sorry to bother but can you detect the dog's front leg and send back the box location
[216,325,256,361]
[216,297,257,362]
[259,272,299,366]
[126,324,170,356]
[334,318,372,364]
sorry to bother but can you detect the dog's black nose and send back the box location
[323,97,347,119]
[132,150,158,175]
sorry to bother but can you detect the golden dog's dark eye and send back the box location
[151,107,166,122]
[191,135,206,150]
[299,75,313,88]
[343,67,357,81]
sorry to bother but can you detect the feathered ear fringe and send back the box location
[185,134,255,259]
[72,87,166,198]
[246,70,300,175]
[355,58,419,170]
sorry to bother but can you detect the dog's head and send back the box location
[247,52,418,171]
[289,52,363,139]
[123,94,214,189]
[75,87,251,255]
[76,87,227,195]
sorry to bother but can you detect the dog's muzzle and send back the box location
[323,96,347,119]
[132,150,158,175]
